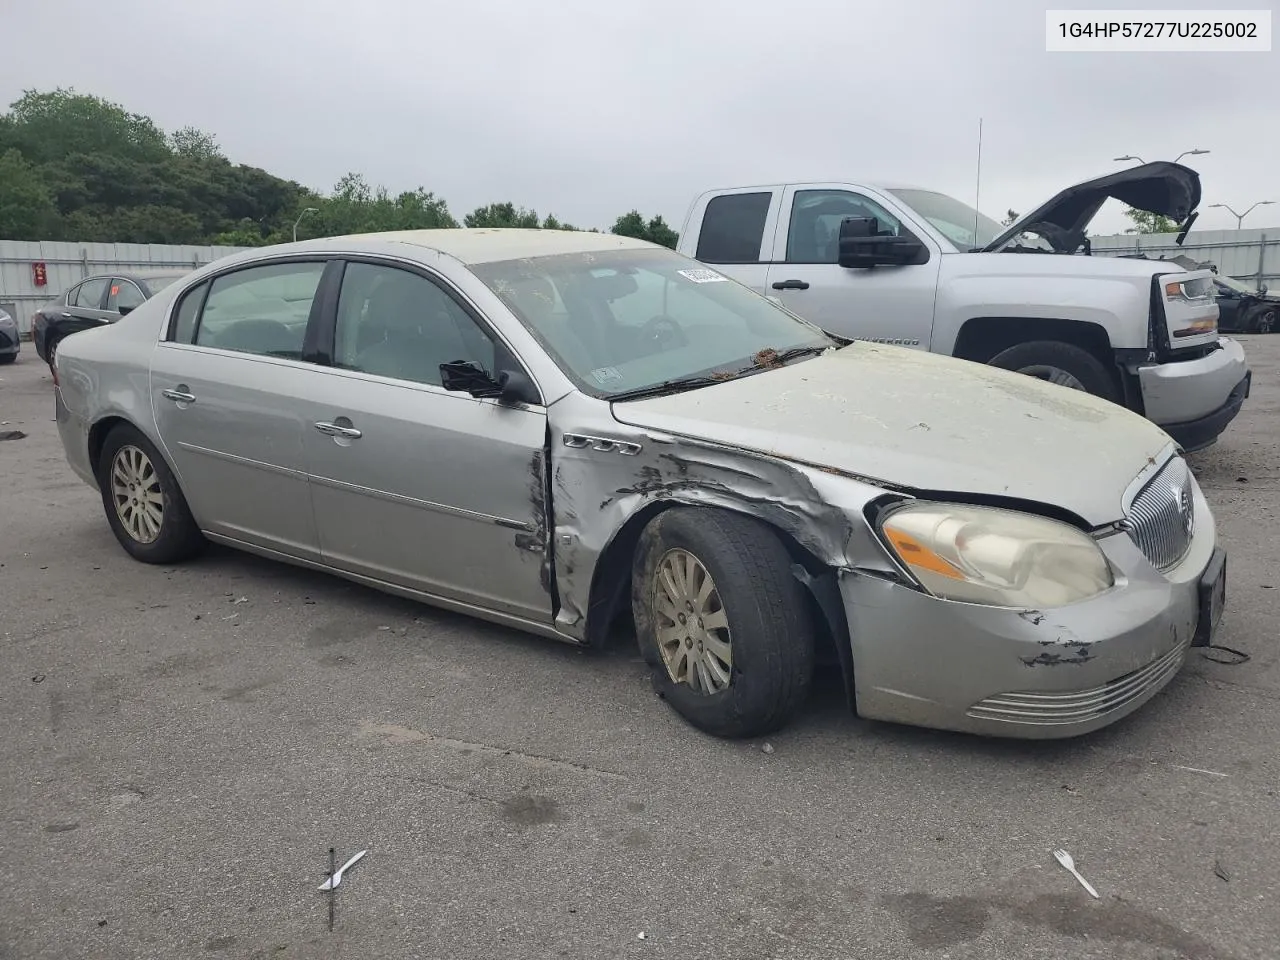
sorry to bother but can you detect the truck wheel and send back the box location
[988,340,1118,402]
[631,507,816,739]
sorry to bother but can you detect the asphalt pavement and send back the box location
[1,340,1277,960]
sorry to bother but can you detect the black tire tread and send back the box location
[632,506,816,739]
[97,423,205,565]
[987,339,1118,402]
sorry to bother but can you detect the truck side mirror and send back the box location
[837,217,928,269]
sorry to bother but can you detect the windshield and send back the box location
[469,248,836,398]
[1215,274,1257,295]
[887,188,1005,251]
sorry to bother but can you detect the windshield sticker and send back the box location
[677,268,729,284]
[590,366,624,386]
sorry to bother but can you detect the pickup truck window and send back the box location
[696,192,772,264]
[472,248,833,398]
[786,190,904,264]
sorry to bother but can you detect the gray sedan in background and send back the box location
[51,229,1226,740]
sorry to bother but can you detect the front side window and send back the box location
[333,262,496,387]
[786,190,906,264]
[193,261,325,358]
[471,248,835,398]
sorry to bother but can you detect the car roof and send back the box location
[285,228,660,265]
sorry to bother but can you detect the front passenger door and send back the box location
[767,186,941,349]
[300,259,552,622]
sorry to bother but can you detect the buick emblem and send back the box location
[1176,484,1194,536]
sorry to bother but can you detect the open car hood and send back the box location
[983,161,1201,253]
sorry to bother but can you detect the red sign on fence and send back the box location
[32,262,47,287]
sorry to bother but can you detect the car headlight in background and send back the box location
[878,502,1114,608]
[0,310,14,327]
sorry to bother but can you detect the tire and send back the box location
[987,340,1118,402]
[1247,305,1277,334]
[631,507,816,739]
[46,336,59,374]
[96,423,205,564]
[0,354,14,365]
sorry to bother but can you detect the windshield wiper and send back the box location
[607,375,733,403]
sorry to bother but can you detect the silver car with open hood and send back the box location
[51,228,1227,739]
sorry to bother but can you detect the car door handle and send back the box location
[161,389,197,403]
[771,279,810,290]
[314,421,362,439]
[61,311,72,318]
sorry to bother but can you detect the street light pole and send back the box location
[293,207,319,242]
[1209,201,1275,229]
[1113,148,1209,165]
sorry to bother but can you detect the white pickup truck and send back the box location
[676,162,1251,452]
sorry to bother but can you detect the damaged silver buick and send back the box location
[52,229,1227,740]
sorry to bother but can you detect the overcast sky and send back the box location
[4,0,1277,234]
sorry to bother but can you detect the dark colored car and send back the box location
[31,271,191,368]
[1212,273,1278,334]
[0,307,19,364]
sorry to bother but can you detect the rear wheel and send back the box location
[96,424,205,564]
[988,340,1118,402]
[631,507,816,739]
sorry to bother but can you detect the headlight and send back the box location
[0,311,13,326]
[878,502,1114,608]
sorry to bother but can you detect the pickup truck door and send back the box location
[681,186,784,299]
[765,184,941,349]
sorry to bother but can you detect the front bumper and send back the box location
[0,326,19,357]
[840,496,1221,739]
[1136,338,1249,449]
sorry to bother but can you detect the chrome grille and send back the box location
[967,642,1188,726]
[1126,457,1195,572]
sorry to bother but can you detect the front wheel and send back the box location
[96,424,206,564]
[631,507,816,739]
[987,340,1118,402]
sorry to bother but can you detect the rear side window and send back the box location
[192,262,326,359]
[695,192,772,264]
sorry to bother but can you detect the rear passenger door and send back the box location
[149,259,333,560]
[59,276,116,331]
[686,188,783,298]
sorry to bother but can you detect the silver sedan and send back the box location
[52,229,1227,739]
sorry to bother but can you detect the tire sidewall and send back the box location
[988,340,1117,401]
[96,424,201,563]
[632,507,813,735]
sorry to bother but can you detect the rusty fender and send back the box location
[546,422,904,646]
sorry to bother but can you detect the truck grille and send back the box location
[1126,457,1195,572]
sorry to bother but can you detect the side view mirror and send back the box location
[837,216,928,269]
[440,360,541,406]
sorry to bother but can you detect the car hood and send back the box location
[609,344,1174,526]
[984,161,1201,254]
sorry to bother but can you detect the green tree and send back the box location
[169,125,223,161]
[465,202,541,229]
[4,88,168,166]
[0,149,58,237]
[610,210,678,249]
[1123,207,1179,234]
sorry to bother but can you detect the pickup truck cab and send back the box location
[677,161,1250,452]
